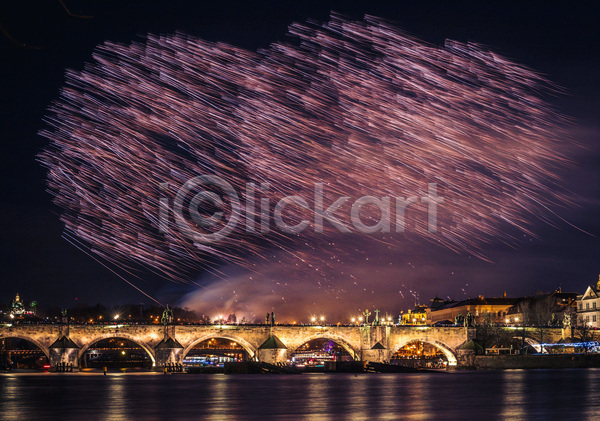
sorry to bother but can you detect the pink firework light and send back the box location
[38,14,574,283]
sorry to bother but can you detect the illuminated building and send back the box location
[576,276,600,327]
[426,293,517,325]
[10,293,36,319]
[400,305,428,325]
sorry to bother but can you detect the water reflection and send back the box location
[583,368,600,419]
[0,370,600,419]
[104,376,126,420]
[1,376,21,420]
[206,374,231,421]
[501,370,525,418]
[303,374,329,418]
[347,375,369,420]
[399,375,432,420]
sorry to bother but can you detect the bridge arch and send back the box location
[182,334,258,361]
[392,338,458,366]
[0,334,51,361]
[78,334,156,366]
[289,334,359,361]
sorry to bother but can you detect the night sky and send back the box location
[1,1,599,321]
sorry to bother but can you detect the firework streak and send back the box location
[39,14,573,282]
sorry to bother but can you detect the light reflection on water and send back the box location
[501,370,525,419]
[584,369,600,420]
[106,376,126,420]
[1,370,600,420]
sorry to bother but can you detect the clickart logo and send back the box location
[158,175,443,243]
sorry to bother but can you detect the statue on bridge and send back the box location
[363,310,371,325]
[374,309,380,326]
[161,305,173,325]
[465,312,474,327]
[265,312,276,326]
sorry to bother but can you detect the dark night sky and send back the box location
[1,1,599,318]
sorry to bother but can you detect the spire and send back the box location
[597,274,600,291]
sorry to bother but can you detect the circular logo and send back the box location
[172,175,240,243]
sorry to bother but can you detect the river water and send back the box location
[1,369,599,420]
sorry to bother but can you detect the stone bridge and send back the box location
[0,323,475,370]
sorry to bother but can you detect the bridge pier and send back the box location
[257,335,288,364]
[359,325,391,363]
[49,348,79,371]
[258,348,287,364]
[49,335,80,372]
[455,349,476,369]
[360,349,390,363]
[154,335,184,369]
[154,347,183,368]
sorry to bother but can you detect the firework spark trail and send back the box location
[39,14,573,284]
